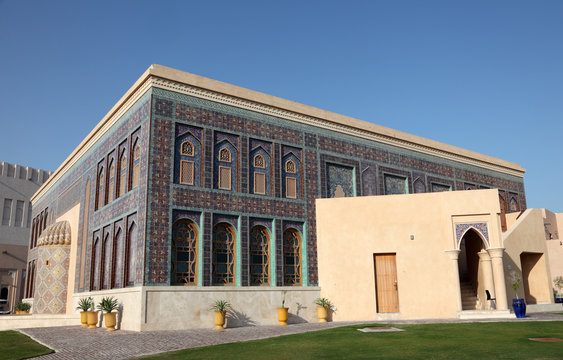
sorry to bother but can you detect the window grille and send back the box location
[212,223,235,285]
[219,148,232,162]
[181,141,194,156]
[254,154,265,168]
[180,160,195,185]
[286,177,297,199]
[254,173,266,195]
[285,160,296,173]
[97,169,105,210]
[249,226,270,286]
[132,143,140,189]
[119,153,127,197]
[172,220,198,285]
[219,166,232,190]
[283,229,302,285]
[108,163,115,203]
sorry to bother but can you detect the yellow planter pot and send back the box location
[104,312,117,332]
[317,306,328,322]
[15,310,29,315]
[87,311,98,329]
[80,311,88,327]
[277,307,288,326]
[214,311,226,330]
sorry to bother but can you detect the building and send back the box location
[0,162,50,314]
[22,65,550,331]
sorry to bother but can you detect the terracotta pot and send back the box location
[317,306,328,322]
[214,311,226,330]
[87,311,98,329]
[80,311,88,327]
[104,312,117,332]
[277,307,288,326]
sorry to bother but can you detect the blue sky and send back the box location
[0,1,561,212]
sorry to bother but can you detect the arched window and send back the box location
[181,141,194,156]
[171,220,198,285]
[112,228,123,289]
[108,160,115,203]
[249,226,270,286]
[118,150,127,197]
[97,167,105,210]
[212,223,235,285]
[30,219,36,249]
[285,160,296,173]
[131,140,141,189]
[254,154,265,169]
[125,222,136,286]
[102,234,112,289]
[219,148,232,163]
[283,229,302,286]
[91,236,101,291]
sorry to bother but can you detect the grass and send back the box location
[0,330,53,360]
[139,322,563,360]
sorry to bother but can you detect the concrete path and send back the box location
[20,313,563,360]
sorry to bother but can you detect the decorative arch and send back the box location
[455,223,490,250]
[283,228,302,286]
[91,235,101,291]
[282,152,301,199]
[131,138,141,189]
[102,232,112,289]
[171,219,198,285]
[250,146,271,196]
[175,131,202,186]
[112,227,123,289]
[212,222,236,285]
[96,166,105,210]
[125,221,137,287]
[108,159,115,203]
[249,225,270,286]
[214,140,238,191]
[118,148,128,197]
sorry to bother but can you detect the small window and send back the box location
[219,148,232,163]
[132,142,141,189]
[286,177,297,199]
[254,154,265,169]
[254,173,266,195]
[181,141,194,156]
[108,162,115,203]
[180,160,195,185]
[285,160,296,174]
[219,166,232,190]
[97,168,105,210]
[119,153,127,197]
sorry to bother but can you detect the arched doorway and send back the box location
[458,229,487,310]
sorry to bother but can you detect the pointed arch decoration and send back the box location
[455,223,489,249]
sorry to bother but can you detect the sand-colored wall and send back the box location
[55,204,80,314]
[72,286,320,331]
[502,209,552,305]
[546,212,563,293]
[316,189,502,321]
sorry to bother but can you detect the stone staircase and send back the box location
[460,281,481,310]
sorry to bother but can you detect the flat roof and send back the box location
[32,64,525,203]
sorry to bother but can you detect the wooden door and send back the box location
[374,254,399,313]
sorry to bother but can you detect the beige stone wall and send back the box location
[546,212,563,294]
[316,189,503,321]
[72,286,320,331]
[502,209,553,305]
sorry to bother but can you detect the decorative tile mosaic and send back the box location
[455,222,490,248]
[326,163,355,197]
[384,174,408,195]
[431,183,452,192]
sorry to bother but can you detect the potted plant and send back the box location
[76,297,94,327]
[277,290,288,326]
[97,296,119,331]
[314,297,333,323]
[510,273,526,318]
[15,301,31,314]
[554,276,563,303]
[210,300,230,330]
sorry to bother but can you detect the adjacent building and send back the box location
[0,162,50,314]
[22,65,558,331]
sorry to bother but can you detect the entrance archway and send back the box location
[458,229,487,310]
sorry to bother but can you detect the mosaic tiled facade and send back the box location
[455,222,490,248]
[27,69,527,306]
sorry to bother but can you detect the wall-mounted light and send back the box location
[410,235,415,240]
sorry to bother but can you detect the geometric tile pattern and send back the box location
[455,222,490,248]
[384,174,408,195]
[34,246,70,314]
[326,163,355,197]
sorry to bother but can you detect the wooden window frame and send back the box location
[218,148,232,163]
[285,177,297,199]
[179,160,195,186]
[218,166,232,190]
[249,226,270,286]
[254,172,266,195]
[171,220,199,285]
[212,223,236,286]
[283,228,302,286]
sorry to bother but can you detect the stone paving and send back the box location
[19,312,563,360]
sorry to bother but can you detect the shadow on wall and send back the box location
[503,253,526,303]
[288,302,308,324]
[226,309,257,328]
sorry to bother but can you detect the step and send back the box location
[459,310,513,319]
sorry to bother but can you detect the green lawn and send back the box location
[0,331,53,360]
[139,322,563,360]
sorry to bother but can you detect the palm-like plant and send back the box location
[97,296,119,313]
[314,297,333,308]
[210,299,230,312]
[15,301,31,312]
[76,297,94,312]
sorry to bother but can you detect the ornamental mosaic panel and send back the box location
[326,163,355,198]
[431,183,451,192]
[384,174,408,195]
[455,223,490,248]
[33,246,70,314]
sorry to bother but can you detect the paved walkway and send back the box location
[20,313,563,360]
